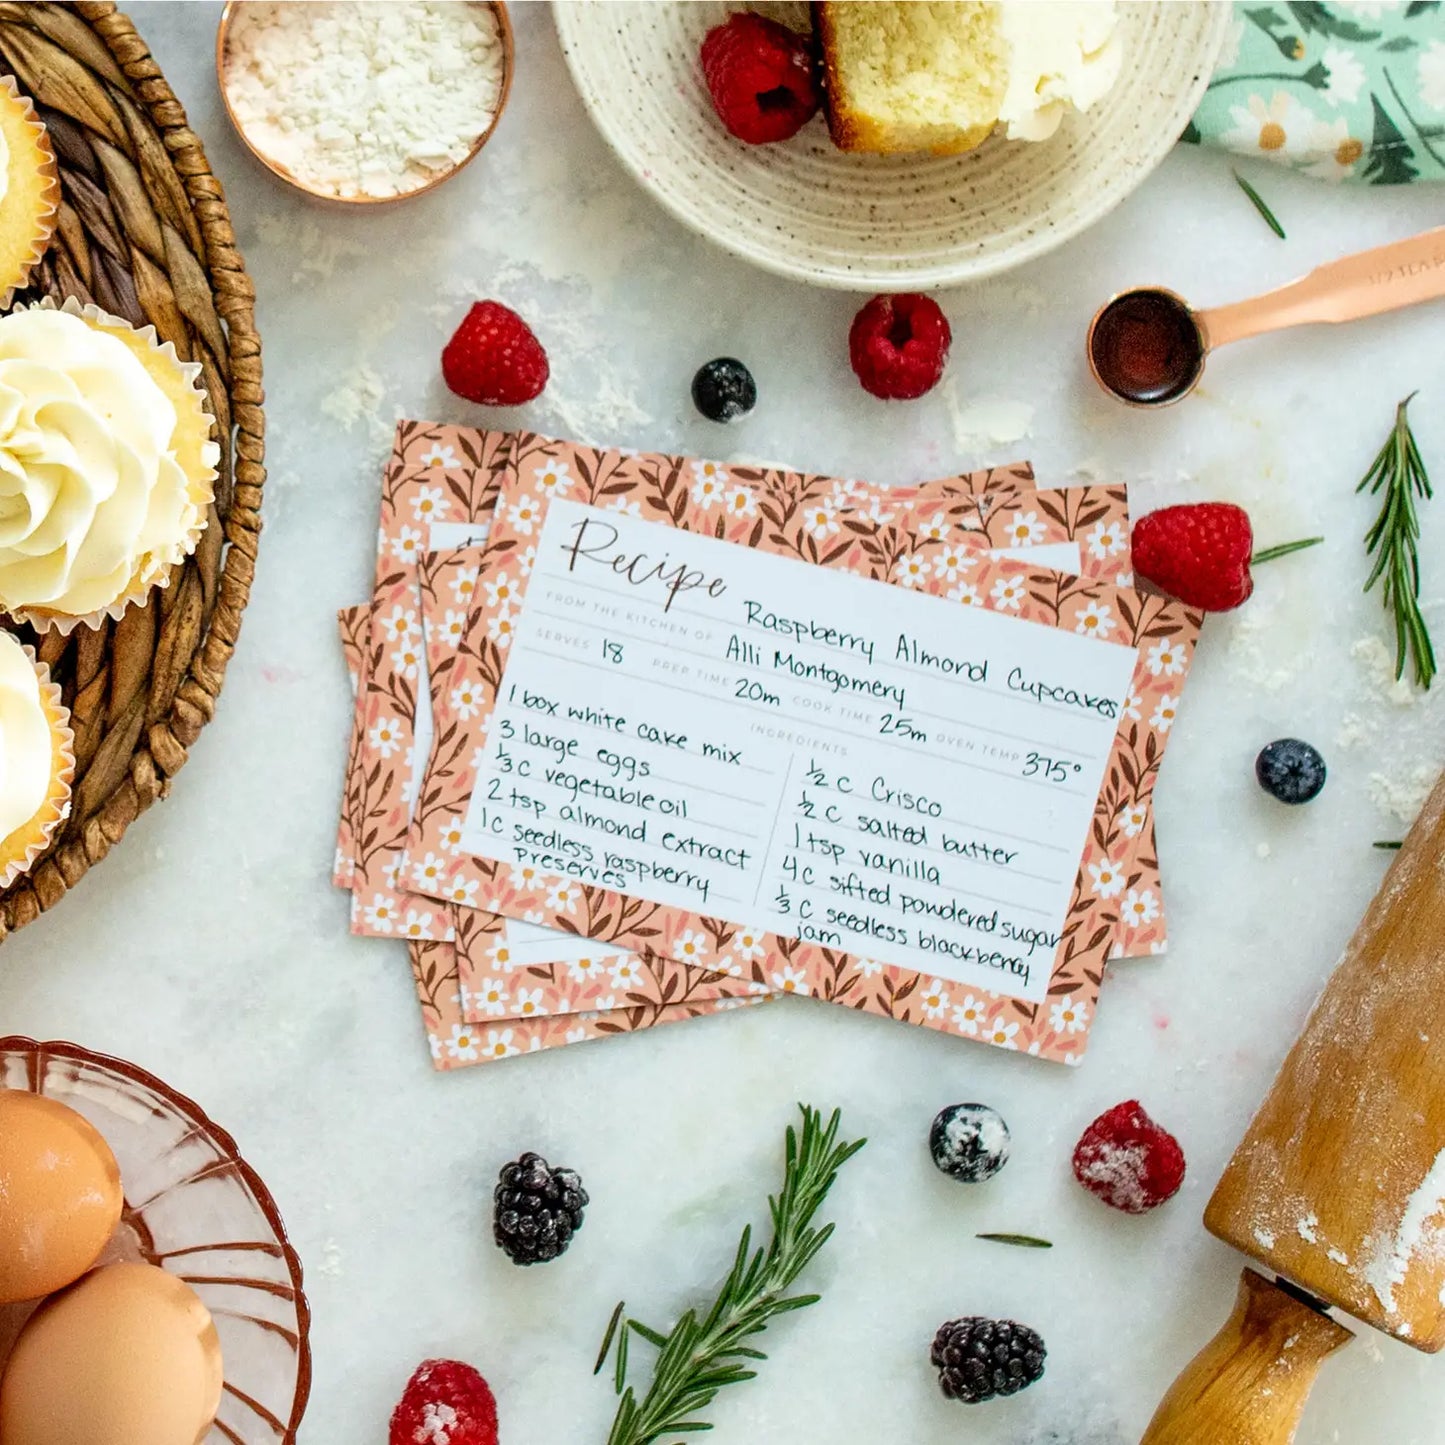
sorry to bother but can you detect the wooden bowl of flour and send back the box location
[216,0,514,206]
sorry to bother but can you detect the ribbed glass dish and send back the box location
[0,1038,310,1444]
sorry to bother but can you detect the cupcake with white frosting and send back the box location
[0,75,58,306]
[0,629,72,889]
[0,298,220,631]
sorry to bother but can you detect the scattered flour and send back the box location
[1335,712,1373,750]
[1368,764,1439,827]
[1362,1148,1445,1318]
[318,1237,344,1276]
[1255,842,1271,859]
[320,363,398,448]
[1254,1226,1277,1251]
[1297,1213,1320,1244]
[1350,635,1420,710]
[943,380,1035,451]
[254,213,365,286]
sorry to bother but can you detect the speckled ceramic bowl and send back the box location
[555,0,1231,290]
[0,1038,311,1444]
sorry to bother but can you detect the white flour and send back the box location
[224,2,505,199]
[1362,1148,1445,1318]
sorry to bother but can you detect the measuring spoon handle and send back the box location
[1196,224,1445,350]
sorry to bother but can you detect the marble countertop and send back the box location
[4,4,1444,1442]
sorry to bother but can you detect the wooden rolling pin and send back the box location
[1143,767,1445,1444]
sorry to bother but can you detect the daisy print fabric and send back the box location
[1191,3,1445,182]
[402,442,1202,1064]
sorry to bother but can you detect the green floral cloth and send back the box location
[1189,1,1445,181]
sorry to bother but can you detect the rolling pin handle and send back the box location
[1140,1269,1354,1445]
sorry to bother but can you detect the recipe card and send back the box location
[406,464,1200,1063]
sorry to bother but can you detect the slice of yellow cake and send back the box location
[814,1,1121,156]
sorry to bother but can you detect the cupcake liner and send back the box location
[0,74,59,310]
[7,297,221,636]
[0,642,74,890]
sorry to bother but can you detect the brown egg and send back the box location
[0,1262,224,1445]
[0,1090,123,1304]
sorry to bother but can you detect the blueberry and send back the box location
[930,1103,1010,1183]
[691,357,756,423]
[1255,738,1327,805]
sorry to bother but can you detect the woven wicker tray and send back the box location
[0,2,262,940]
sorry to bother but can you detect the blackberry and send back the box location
[929,1103,1010,1183]
[932,1316,1046,1404]
[1256,738,1326,805]
[493,1152,588,1266]
[691,357,757,422]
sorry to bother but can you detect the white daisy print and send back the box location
[411,485,448,523]
[390,639,422,680]
[363,894,397,933]
[609,956,644,989]
[691,461,726,509]
[506,494,542,534]
[984,1016,1020,1050]
[512,988,546,1018]
[919,979,950,1019]
[608,498,643,519]
[382,857,405,892]
[399,761,418,809]
[379,605,420,643]
[444,1023,479,1062]
[568,954,606,984]
[691,458,728,489]
[932,544,973,582]
[450,566,479,604]
[400,909,435,940]
[1421,39,1445,110]
[592,996,617,1013]
[724,485,757,519]
[1088,858,1125,898]
[893,552,929,588]
[510,863,541,890]
[772,965,809,995]
[948,580,983,606]
[731,925,767,961]
[485,939,514,970]
[474,977,510,1016]
[990,576,1026,610]
[1116,802,1148,838]
[484,571,517,608]
[533,459,573,496]
[391,526,423,563]
[1320,45,1365,107]
[1300,116,1365,181]
[856,957,883,977]
[952,996,985,1035]
[418,443,459,468]
[673,930,706,963]
[1122,693,1143,721]
[369,717,403,758]
[1122,888,1160,928]
[1147,637,1186,677]
[713,953,743,977]
[914,512,949,544]
[411,853,446,891]
[441,610,466,647]
[1086,520,1127,559]
[515,545,537,576]
[1006,511,1046,547]
[1074,602,1116,639]
[488,612,515,646]
[1149,695,1178,733]
[1219,92,1322,164]
[1049,995,1090,1035]
[484,1028,519,1060]
[546,881,581,913]
[566,1026,588,1044]
[805,500,839,539]
[451,681,482,719]
[860,493,895,526]
[438,815,466,855]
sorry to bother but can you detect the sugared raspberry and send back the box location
[700,13,820,145]
[848,293,951,400]
[442,300,549,407]
[1072,1100,1185,1214]
[1132,502,1254,612]
[389,1359,498,1445]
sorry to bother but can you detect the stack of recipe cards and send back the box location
[335,422,1198,1071]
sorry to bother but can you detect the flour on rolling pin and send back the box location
[1206,770,1445,1349]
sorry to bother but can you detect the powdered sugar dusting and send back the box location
[1076,1139,1152,1213]
[417,1401,459,1443]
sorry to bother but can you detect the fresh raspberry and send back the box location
[1072,1100,1185,1215]
[1132,502,1254,612]
[389,1359,498,1445]
[848,293,952,401]
[442,301,548,406]
[700,13,819,145]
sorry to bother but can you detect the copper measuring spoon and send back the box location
[1087,223,1445,407]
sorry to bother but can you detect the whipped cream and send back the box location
[0,305,199,618]
[0,632,52,845]
[998,2,1122,143]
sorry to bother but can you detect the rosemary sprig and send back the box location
[976,1232,1053,1249]
[1233,169,1286,238]
[1251,536,1323,565]
[1374,840,1404,850]
[597,1105,865,1445]
[1358,393,1436,690]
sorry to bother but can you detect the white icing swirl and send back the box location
[0,632,51,845]
[0,306,195,617]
